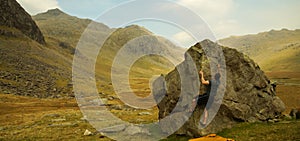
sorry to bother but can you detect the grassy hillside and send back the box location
[0,8,186,105]
[95,25,184,97]
[219,29,300,72]
[33,9,111,48]
[34,8,184,97]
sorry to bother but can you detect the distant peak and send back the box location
[200,39,215,44]
[44,8,66,16]
[123,24,153,34]
[202,39,214,42]
[125,25,145,30]
[269,28,291,33]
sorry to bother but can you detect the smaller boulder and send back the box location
[289,109,300,119]
[84,129,93,136]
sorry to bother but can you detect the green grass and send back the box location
[218,121,300,141]
[160,120,300,141]
[0,94,110,141]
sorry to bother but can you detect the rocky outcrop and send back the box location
[0,0,45,44]
[153,40,285,137]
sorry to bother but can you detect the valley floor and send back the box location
[0,72,299,141]
[0,94,110,141]
[0,92,299,141]
[266,72,300,114]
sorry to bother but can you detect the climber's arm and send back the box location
[199,71,210,85]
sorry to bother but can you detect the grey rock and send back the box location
[153,40,286,137]
[84,129,93,136]
[290,109,300,119]
[108,96,118,100]
[273,118,281,122]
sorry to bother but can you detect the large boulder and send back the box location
[0,0,45,44]
[153,39,285,137]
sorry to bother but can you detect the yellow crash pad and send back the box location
[189,134,235,141]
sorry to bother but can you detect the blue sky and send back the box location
[17,0,300,47]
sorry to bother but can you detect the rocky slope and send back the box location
[0,0,45,44]
[0,0,72,98]
[153,40,285,137]
[0,31,73,98]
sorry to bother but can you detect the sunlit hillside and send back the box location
[219,29,300,72]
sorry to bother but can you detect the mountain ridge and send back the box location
[219,28,300,72]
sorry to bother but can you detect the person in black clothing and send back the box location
[189,67,221,125]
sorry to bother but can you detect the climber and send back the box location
[189,65,221,125]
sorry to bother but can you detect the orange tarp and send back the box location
[189,134,235,141]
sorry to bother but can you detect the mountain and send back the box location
[0,0,45,44]
[0,3,185,98]
[219,29,300,72]
[33,8,111,49]
[153,40,285,137]
[95,25,185,97]
[34,8,185,97]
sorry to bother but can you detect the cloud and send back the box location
[213,19,244,39]
[175,0,238,39]
[176,0,235,20]
[172,31,195,47]
[17,0,60,15]
[175,0,300,39]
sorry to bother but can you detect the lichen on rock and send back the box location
[152,39,285,137]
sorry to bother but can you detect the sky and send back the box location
[17,0,300,47]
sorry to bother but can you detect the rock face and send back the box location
[153,40,285,137]
[0,0,45,44]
